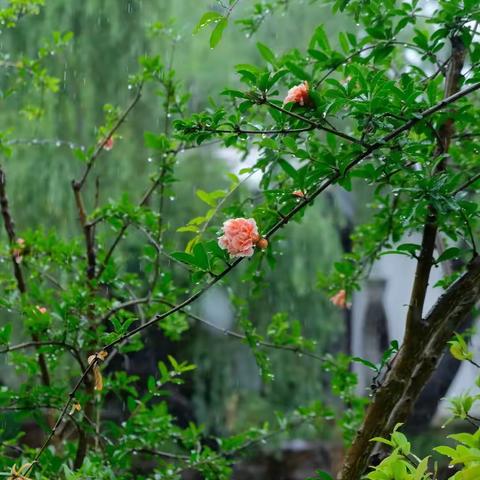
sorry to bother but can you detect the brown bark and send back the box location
[0,168,51,387]
[339,257,480,479]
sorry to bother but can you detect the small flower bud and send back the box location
[330,289,347,309]
[256,237,268,250]
[102,136,114,151]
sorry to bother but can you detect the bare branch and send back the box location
[0,340,86,371]
[74,84,143,192]
[0,167,51,388]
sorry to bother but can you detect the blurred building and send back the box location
[351,237,480,423]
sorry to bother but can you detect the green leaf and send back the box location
[338,32,349,53]
[196,189,216,207]
[278,159,299,181]
[433,445,457,458]
[196,189,225,207]
[144,131,169,150]
[334,261,354,275]
[193,243,210,270]
[177,225,199,233]
[221,89,247,99]
[170,252,198,268]
[437,247,461,263]
[312,25,331,52]
[285,61,311,81]
[193,11,223,34]
[397,243,421,255]
[257,42,276,66]
[370,437,394,446]
[352,357,378,372]
[210,17,228,49]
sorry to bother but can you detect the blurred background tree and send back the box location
[0,0,346,440]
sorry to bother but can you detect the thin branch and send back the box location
[73,84,143,192]
[453,132,480,140]
[467,358,480,369]
[25,361,97,475]
[40,270,66,290]
[225,0,241,18]
[453,170,480,195]
[134,415,308,477]
[6,138,86,150]
[158,299,326,361]
[132,448,189,461]
[0,341,86,371]
[98,297,149,324]
[206,125,315,135]
[313,41,446,89]
[0,167,51,388]
[199,171,255,237]
[96,175,164,279]
[136,225,193,271]
[0,168,27,293]
[72,184,96,280]
[172,415,308,477]
[265,100,366,145]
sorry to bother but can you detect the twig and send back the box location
[199,171,255,237]
[453,170,480,195]
[206,125,315,135]
[158,299,326,361]
[73,84,143,192]
[6,138,86,150]
[265,100,366,145]
[313,41,445,89]
[98,297,149,324]
[0,341,86,371]
[96,175,164,279]
[0,167,51,388]
[132,448,189,461]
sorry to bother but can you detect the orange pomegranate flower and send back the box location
[330,289,347,309]
[283,81,310,106]
[218,218,259,258]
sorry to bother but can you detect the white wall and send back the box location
[351,235,479,418]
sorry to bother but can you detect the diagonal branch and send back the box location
[453,169,480,195]
[96,174,164,279]
[158,299,326,361]
[73,84,143,192]
[0,340,86,371]
[0,167,51,387]
[386,256,480,431]
[265,100,366,145]
[338,256,480,480]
